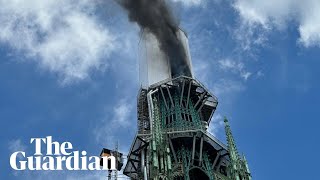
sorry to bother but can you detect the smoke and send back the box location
[116,0,192,78]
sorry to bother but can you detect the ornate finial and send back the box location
[224,116,229,124]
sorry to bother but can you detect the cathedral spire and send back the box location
[224,117,252,180]
[224,117,240,164]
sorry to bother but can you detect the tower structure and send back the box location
[123,29,251,180]
[224,118,251,180]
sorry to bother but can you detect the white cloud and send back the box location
[8,139,26,152]
[113,99,133,127]
[208,113,224,136]
[0,0,116,83]
[218,59,252,80]
[171,0,204,7]
[8,139,28,176]
[94,97,135,149]
[212,79,245,97]
[256,70,264,78]
[234,0,320,47]
[193,59,211,82]
[298,1,320,47]
[233,21,268,52]
[234,0,293,28]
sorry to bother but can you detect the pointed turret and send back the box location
[224,117,240,165]
[242,155,251,180]
[224,117,252,180]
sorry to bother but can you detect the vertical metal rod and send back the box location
[194,92,206,109]
[192,135,196,165]
[180,80,185,107]
[165,86,174,107]
[146,149,149,178]
[159,87,169,110]
[197,97,208,113]
[147,89,158,134]
[168,137,178,163]
[160,156,164,172]
[142,148,147,180]
[143,167,148,180]
[115,141,119,180]
[199,136,204,165]
[186,112,191,122]
[141,149,145,174]
[186,81,192,108]
[216,158,223,171]
[212,150,221,169]
[182,101,187,122]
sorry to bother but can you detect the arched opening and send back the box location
[189,167,209,180]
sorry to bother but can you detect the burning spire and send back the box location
[116,0,192,78]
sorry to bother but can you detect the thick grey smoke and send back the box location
[116,0,192,78]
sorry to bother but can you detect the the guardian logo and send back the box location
[10,136,116,171]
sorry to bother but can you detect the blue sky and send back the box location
[1,0,320,179]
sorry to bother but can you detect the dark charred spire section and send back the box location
[117,0,192,78]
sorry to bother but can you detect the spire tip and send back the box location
[224,116,228,123]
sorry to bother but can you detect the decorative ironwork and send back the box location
[161,95,203,132]
[123,76,251,180]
